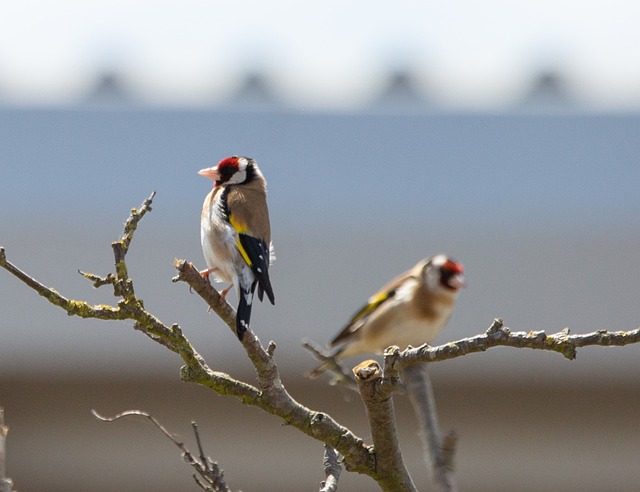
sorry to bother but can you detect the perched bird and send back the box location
[309,254,464,377]
[198,156,275,339]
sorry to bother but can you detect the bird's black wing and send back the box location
[237,233,275,305]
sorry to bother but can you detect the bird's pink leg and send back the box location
[219,283,234,302]
[199,267,218,282]
[199,267,233,303]
[196,268,217,303]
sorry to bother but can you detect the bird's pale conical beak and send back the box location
[197,166,220,181]
[449,273,466,289]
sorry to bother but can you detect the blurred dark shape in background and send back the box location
[223,70,282,109]
[24,64,632,112]
[82,69,134,107]
[518,68,577,110]
[371,68,432,111]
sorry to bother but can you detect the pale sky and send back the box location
[0,0,639,108]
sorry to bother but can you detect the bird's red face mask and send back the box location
[198,156,241,187]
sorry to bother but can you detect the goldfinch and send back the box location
[309,255,464,377]
[199,156,275,339]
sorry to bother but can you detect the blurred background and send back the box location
[1,1,639,491]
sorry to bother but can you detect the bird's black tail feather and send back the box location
[236,284,255,340]
[257,275,275,304]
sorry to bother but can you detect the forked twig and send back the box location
[92,410,231,492]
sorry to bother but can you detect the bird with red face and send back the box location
[198,156,275,339]
[309,255,464,377]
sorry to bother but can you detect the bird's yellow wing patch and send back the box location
[351,289,395,324]
[229,214,253,267]
[329,288,396,347]
[229,213,249,234]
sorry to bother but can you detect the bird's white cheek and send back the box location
[229,170,247,184]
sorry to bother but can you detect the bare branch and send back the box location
[2,238,267,415]
[401,365,457,492]
[0,196,265,398]
[319,445,342,492]
[172,260,281,389]
[353,360,416,492]
[172,259,237,330]
[0,408,15,492]
[387,318,640,373]
[92,410,231,492]
[172,258,376,476]
[171,260,278,385]
[1,195,377,480]
[0,246,126,320]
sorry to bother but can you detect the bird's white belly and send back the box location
[385,317,446,349]
[201,202,239,283]
[344,316,448,358]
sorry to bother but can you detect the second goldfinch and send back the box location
[309,255,464,377]
[199,156,275,339]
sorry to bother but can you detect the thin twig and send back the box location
[92,410,231,492]
[190,421,232,492]
[77,270,117,288]
[117,191,156,256]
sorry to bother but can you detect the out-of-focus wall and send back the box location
[1,375,639,491]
